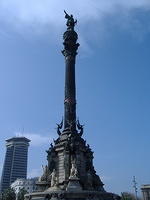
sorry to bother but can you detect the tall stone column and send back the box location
[25,12,121,200]
[62,11,79,131]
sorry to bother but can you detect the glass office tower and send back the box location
[0,137,30,192]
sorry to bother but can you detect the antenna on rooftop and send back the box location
[15,126,25,137]
[22,126,25,135]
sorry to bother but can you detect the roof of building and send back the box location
[6,137,31,143]
[141,185,150,189]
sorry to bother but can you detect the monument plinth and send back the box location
[25,11,120,200]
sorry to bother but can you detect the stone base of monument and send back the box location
[35,181,50,192]
[25,190,120,200]
[45,186,61,192]
[66,176,82,191]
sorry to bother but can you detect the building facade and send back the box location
[11,178,38,195]
[141,185,150,200]
[0,137,30,193]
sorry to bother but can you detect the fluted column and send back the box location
[62,12,79,131]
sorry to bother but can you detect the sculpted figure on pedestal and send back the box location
[77,120,84,136]
[64,10,77,31]
[56,119,63,136]
[70,162,78,178]
[50,169,57,187]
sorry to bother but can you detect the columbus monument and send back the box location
[25,12,120,200]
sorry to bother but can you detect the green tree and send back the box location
[2,188,16,200]
[17,188,27,200]
[121,192,141,200]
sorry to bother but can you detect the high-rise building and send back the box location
[0,137,30,193]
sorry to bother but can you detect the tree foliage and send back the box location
[17,188,27,200]
[2,188,16,200]
[121,192,141,200]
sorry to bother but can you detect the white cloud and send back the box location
[28,168,42,178]
[15,132,53,147]
[0,0,150,55]
[0,0,150,30]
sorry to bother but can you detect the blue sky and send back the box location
[0,0,150,196]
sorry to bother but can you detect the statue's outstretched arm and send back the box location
[64,10,70,18]
[64,10,67,15]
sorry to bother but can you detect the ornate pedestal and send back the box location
[25,190,120,200]
[66,177,82,192]
[25,128,120,200]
